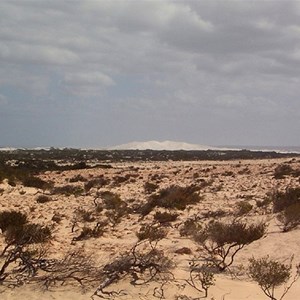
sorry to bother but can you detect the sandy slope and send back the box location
[1,157,300,299]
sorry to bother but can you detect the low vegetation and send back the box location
[249,256,300,300]
[139,185,202,216]
[193,220,267,271]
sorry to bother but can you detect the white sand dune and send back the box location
[108,140,219,150]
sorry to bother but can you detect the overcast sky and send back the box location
[1,0,300,148]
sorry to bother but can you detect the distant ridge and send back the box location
[108,140,219,151]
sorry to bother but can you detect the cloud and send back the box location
[0,0,300,146]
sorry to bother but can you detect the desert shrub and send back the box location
[71,208,96,232]
[277,203,300,232]
[36,194,52,203]
[52,213,63,223]
[69,174,87,183]
[138,198,157,217]
[75,208,95,222]
[73,222,107,241]
[140,185,201,216]
[136,223,168,241]
[93,240,173,298]
[144,182,159,194]
[8,179,16,186]
[153,211,178,224]
[194,220,266,271]
[249,256,300,300]
[236,200,253,215]
[272,187,300,213]
[274,164,294,179]
[84,176,109,192]
[256,197,272,208]
[222,170,234,176]
[39,248,101,289]
[201,209,227,219]
[51,185,84,196]
[157,185,201,210]
[0,210,27,232]
[186,260,215,298]
[22,176,52,190]
[5,223,51,245]
[113,175,129,184]
[100,191,128,224]
[179,217,202,237]
[101,191,126,210]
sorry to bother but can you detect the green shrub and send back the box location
[0,210,27,232]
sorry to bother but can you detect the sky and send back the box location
[1,0,300,148]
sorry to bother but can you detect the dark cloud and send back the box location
[0,0,299,147]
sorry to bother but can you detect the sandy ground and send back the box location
[1,157,300,299]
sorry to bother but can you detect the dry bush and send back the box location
[236,200,253,216]
[249,256,300,300]
[179,217,202,237]
[36,194,52,204]
[274,164,294,179]
[73,222,107,241]
[69,174,87,183]
[144,182,159,194]
[153,211,178,224]
[277,203,300,232]
[201,209,227,219]
[0,210,27,232]
[74,208,95,223]
[101,191,126,211]
[21,176,52,190]
[38,248,102,289]
[272,187,300,213]
[5,223,52,245]
[51,185,84,196]
[101,191,129,224]
[186,260,215,298]
[139,185,202,217]
[194,220,267,272]
[0,244,48,283]
[136,223,168,242]
[92,240,174,299]
[84,176,109,192]
[256,197,272,208]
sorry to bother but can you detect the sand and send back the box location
[1,157,300,299]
